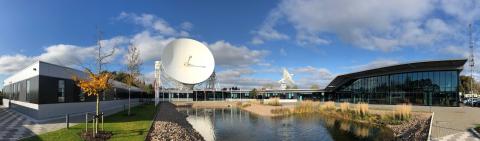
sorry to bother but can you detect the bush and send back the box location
[264,97,281,106]
[320,101,336,111]
[340,102,350,112]
[271,107,291,115]
[294,100,318,113]
[354,103,369,117]
[393,103,411,121]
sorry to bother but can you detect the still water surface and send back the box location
[177,108,395,141]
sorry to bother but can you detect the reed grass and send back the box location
[340,121,351,132]
[354,127,369,138]
[354,103,369,117]
[271,107,292,115]
[294,100,318,113]
[320,101,336,111]
[264,97,281,106]
[393,103,411,121]
[339,102,350,112]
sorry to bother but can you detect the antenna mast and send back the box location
[469,24,475,94]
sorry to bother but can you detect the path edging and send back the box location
[469,127,480,138]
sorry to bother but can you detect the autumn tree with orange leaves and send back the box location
[73,28,116,138]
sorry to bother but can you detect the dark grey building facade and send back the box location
[325,59,467,106]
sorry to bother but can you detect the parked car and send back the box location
[464,98,479,106]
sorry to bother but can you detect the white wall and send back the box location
[3,98,141,120]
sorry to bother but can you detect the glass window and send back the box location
[58,80,65,102]
[452,71,458,90]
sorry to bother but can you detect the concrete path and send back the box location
[0,108,46,141]
[366,104,480,139]
[432,131,480,141]
[0,103,140,140]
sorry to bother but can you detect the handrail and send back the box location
[427,112,434,141]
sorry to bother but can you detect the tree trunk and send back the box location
[128,87,131,116]
[96,94,100,134]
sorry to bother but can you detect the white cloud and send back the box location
[292,66,335,88]
[130,31,176,63]
[216,68,275,89]
[254,0,480,51]
[208,41,269,67]
[0,35,129,75]
[118,12,190,37]
[251,9,289,45]
[440,0,480,23]
[0,54,35,75]
[348,59,400,71]
[180,22,193,31]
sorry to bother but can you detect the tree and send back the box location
[249,88,259,99]
[73,69,112,136]
[310,84,320,89]
[459,75,480,94]
[125,44,142,116]
[74,28,116,137]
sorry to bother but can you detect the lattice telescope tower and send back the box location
[205,71,217,90]
[469,24,475,94]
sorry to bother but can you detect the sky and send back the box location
[0,0,480,89]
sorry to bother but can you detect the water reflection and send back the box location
[177,108,394,141]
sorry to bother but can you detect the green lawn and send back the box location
[22,103,156,141]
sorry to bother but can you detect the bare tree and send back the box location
[126,43,142,116]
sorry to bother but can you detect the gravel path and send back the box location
[147,102,205,141]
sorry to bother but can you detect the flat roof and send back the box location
[325,59,468,92]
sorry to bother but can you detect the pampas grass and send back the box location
[271,107,291,115]
[294,100,318,113]
[354,103,369,117]
[393,103,411,121]
[264,97,281,106]
[340,102,350,112]
[320,101,336,111]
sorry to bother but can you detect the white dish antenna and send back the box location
[161,38,215,89]
[279,68,295,90]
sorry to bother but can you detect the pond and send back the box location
[177,108,395,141]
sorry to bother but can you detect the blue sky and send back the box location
[0,0,479,89]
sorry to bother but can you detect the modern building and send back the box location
[324,59,467,107]
[1,61,145,120]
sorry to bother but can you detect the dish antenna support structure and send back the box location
[154,38,215,102]
[278,68,295,90]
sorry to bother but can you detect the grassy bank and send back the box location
[22,104,156,141]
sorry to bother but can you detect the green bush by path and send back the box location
[22,104,156,141]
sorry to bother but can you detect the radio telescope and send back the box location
[278,68,295,90]
[157,38,215,90]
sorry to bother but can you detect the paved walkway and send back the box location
[367,104,480,139]
[432,131,480,141]
[0,108,45,141]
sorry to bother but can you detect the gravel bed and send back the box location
[147,102,205,141]
[387,113,432,141]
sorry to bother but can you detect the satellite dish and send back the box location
[161,38,215,86]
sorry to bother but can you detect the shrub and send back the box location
[241,103,252,108]
[340,102,350,112]
[354,103,369,117]
[393,103,411,121]
[264,97,281,106]
[320,101,336,111]
[294,100,317,113]
[271,107,291,115]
